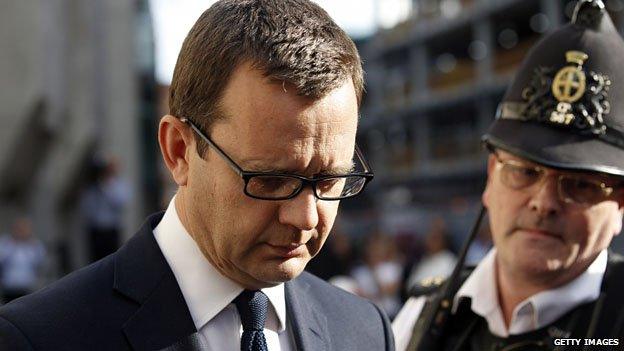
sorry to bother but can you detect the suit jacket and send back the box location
[0,213,394,350]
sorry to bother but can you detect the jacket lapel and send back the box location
[285,278,329,351]
[156,332,207,351]
[113,213,197,351]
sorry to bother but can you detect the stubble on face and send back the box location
[497,209,576,281]
[484,154,623,288]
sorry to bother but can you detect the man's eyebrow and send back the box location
[240,161,356,175]
[239,160,302,173]
[240,161,282,173]
[498,153,540,168]
[319,162,356,175]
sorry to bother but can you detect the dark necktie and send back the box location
[234,290,269,351]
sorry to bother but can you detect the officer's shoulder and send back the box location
[608,252,624,264]
[408,266,475,298]
[606,252,624,278]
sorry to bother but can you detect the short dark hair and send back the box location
[169,0,364,155]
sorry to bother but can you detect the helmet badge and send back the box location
[550,51,589,125]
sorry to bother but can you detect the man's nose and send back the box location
[278,187,319,231]
[528,176,563,217]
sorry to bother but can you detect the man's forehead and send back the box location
[240,155,355,175]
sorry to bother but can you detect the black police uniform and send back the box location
[405,1,624,350]
[411,255,624,351]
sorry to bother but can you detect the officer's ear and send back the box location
[482,154,497,208]
[615,186,624,210]
[158,115,194,186]
[486,154,497,180]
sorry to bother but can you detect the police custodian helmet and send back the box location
[483,0,624,177]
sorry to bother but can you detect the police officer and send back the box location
[393,1,624,350]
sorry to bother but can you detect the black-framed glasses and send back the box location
[180,117,374,201]
[491,151,619,206]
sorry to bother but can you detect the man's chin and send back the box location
[512,256,570,278]
[501,248,566,275]
[251,257,309,285]
[276,257,309,278]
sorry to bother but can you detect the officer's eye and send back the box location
[502,162,541,188]
[560,176,606,204]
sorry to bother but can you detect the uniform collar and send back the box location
[454,248,607,337]
[153,196,287,332]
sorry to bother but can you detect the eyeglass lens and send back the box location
[245,175,367,200]
[499,161,611,204]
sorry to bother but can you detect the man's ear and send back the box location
[158,115,194,186]
[481,154,497,208]
[615,189,624,210]
[486,153,497,178]
[612,189,624,237]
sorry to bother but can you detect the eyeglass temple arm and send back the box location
[183,117,372,176]
[180,117,244,177]
[355,144,372,173]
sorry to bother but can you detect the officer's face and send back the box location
[483,150,624,284]
[181,63,359,289]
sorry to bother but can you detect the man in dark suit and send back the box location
[0,1,394,350]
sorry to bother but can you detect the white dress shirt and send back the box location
[393,247,607,351]
[153,197,295,351]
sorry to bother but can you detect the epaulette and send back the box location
[408,276,447,298]
[407,266,476,298]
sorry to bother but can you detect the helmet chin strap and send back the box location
[406,204,487,350]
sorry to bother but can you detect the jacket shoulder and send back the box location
[0,253,135,350]
[0,314,34,351]
[293,272,394,350]
[0,213,163,333]
[0,254,118,318]
[296,271,380,310]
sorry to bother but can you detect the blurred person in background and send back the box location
[306,227,354,281]
[464,223,492,266]
[397,232,425,303]
[352,232,403,319]
[0,218,45,303]
[393,1,624,350]
[0,1,394,350]
[80,155,131,262]
[405,218,456,294]
[306,227,361,295]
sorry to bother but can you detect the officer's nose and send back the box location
[278,187,319,231]
[528,176,562,217]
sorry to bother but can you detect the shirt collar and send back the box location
[527,249,607,330]
[453,248,506,335]
[153,196,287,332]
[453,247,607,337]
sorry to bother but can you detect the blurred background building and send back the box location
[344,0,624,251]
[335,0,624,317]
[1,0,624,316]
[0,0,160,283]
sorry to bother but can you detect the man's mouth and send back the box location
[517,227,563,240]
[265,242,307,258]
